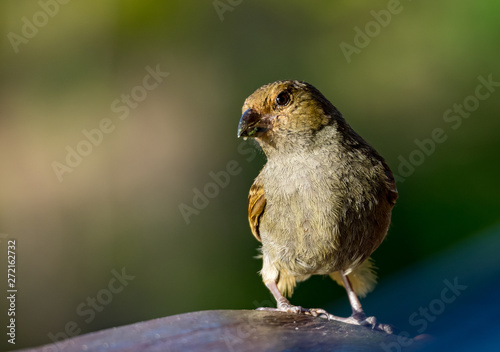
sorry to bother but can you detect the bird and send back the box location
[237,80,398,333]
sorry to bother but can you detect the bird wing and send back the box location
[248,174,266,242]
[383,162,399,205]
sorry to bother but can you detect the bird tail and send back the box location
[329,257,378,298]
[277,273,297,298]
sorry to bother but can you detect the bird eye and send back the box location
[275,91,291,107]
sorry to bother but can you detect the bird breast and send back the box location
[259,153,345,275]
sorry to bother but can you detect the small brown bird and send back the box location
[237,80,398,333]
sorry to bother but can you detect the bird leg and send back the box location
[338,270,394,334]
[339,269,365,320]
[257,281,344,320]
[256,275,394,334]
[256,281,307,314]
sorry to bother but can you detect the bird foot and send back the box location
[303,308,333,318]
[343,312,395,334]
[256,301,307,314]
[257,304,394,334]
[256,305,340,320]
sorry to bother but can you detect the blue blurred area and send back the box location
[329,224,500,351]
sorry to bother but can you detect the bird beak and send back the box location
[237,109,269,138]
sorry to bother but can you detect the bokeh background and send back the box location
[1,1,499,350]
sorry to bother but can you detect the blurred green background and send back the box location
[1,0,499,350]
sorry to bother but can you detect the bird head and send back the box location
[237,80,342,152]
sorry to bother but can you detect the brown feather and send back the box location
[248,175,266,243]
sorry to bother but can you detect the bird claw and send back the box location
[304,308,331,319]
[309,310,396,334]
[257,305,348,323]
[256,302,306,314]
[351,313,396,334]
[256,306,395,334]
